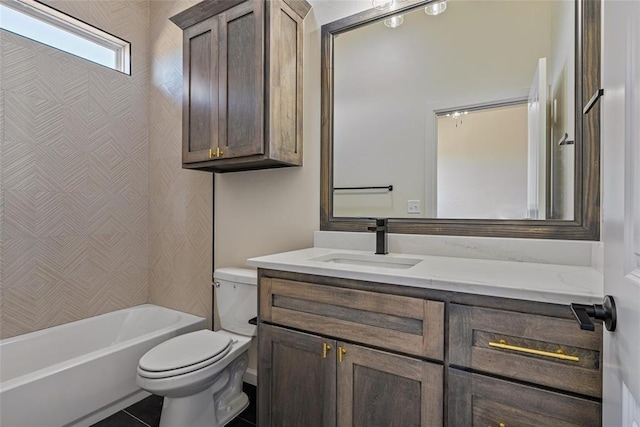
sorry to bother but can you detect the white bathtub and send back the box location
[0,304,206,427]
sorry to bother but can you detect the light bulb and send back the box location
[425,0,447,15]
[384,14,404,28]
[372,0,394,10]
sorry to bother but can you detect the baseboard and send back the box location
[243,367,257,386]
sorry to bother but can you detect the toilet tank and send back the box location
[214,268,257,337]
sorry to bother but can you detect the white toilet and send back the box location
[136,268,257,427]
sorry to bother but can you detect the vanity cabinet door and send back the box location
[337,342,443,427]
[448,369,601,427]
[259,324,336,427]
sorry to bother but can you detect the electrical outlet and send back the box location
[407,200,421,214]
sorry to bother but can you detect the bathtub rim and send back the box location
[0,304,206,393]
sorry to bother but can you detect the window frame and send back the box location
[0,0,131,74]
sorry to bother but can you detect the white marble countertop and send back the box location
[247,247,604,305]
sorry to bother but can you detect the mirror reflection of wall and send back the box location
[332,0,575,220]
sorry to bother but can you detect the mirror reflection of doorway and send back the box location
[436,101,529,219]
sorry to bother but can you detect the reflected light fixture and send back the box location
[372,0,394,10]
[384,14,404,28]
[446,110,468,127]
[425,0,447,15]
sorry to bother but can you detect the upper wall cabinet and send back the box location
[170,0,311,172]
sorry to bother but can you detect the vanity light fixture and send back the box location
[425,0,447,16]
[372,0,394,10]
[384,14,404,28]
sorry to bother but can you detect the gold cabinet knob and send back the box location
[208,147,224,159]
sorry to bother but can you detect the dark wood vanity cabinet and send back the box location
[448,304,603,426]
[170,0,310,172]
[257,269,603,426]
[259,325,336,427]
[258,276,444,426]
[448,370,601,427]
[336,342,442,427]
[259,325,444,427]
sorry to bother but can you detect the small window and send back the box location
[0,0,130,74]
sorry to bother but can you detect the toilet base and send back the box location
[157,353,249,427]
[159,391,249,427]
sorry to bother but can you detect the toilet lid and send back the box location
[139,330,231,373]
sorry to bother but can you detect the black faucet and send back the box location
[367,218,388,255]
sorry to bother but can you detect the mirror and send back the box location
[321,0,601,239]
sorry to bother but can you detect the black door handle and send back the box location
[570,295,617,332]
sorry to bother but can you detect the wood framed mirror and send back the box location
[321,0,600,240]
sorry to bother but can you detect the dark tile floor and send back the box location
[91,383,256,427]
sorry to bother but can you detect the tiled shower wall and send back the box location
[0,1,150,338]
[147,0,212,328]
[1,0,215,339]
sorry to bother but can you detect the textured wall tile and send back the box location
[34,53,89,109]
[85,192,112,235]
[3,190,38,239]
[149,117,181,161]
[4,91,38,143]
[1,238,38,289]
[1,281,69,337]
[35,236,89,283]
[1,34,38,97]
[146,0,212,329]
[1,140,38,191]
[36,147,90,193]
[1,0,149,339]
[62,105,91,152]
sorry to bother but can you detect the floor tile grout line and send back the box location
[237,415,256,426]
[122,409,152,427]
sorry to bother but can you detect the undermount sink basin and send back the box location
[310,253,422,270]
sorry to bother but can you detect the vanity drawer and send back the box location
[448,369,601,427]
[449,304,602,398]
[259,277,444,360]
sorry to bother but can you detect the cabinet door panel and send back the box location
[219,1,264,158]
[267,0,304,164]
[183,17,218,163]
[337,342,443,427]
[259,324,336,427]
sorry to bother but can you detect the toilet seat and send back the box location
[138,330,232,379]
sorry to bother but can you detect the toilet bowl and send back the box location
[136,268,257,427]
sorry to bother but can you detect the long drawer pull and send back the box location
[488,339,580,362]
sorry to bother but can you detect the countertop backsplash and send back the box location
[314,231,602,269]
